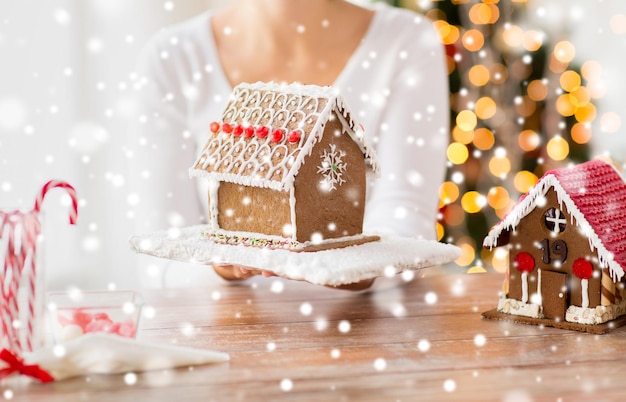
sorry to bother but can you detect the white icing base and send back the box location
[565,299,626,324]
[129,225,461,286]
[497,297,542,318]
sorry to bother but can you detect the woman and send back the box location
[130,0,449,288]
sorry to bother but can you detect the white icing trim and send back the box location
[483,174,625,281]
[521,272,529,303]
[581,278,589,309]
[497,297,542,318]
[208,179,220,230]
[565,298,626,324]
[289,187,297,241]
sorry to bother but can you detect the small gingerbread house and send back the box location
[482,159,626,332]
[189,82,379,251]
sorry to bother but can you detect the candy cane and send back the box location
[21,212,41,352]
[0,212,14,352]
[28,181,76,352]
[1,212,22,353]
[32,180,78,224]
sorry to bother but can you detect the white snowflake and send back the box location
[317,144,347,191]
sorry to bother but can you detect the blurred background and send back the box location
[1,0,625,290]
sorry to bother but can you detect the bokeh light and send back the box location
[434,20,460,45]
[556,94,577,117]
[546,135,570,161]
[574,103,596,123]
[452,126,474,144]
[462,29,485,52]
[488,154,511,178]
[517,129,540,151]
[527,79,548,101]
[553,41,576,63]
[455,241,476,266]
[475,97,497,120]
[523,30,544,51]
[600,112,621,133]
[447,142,469,165]
[461,191,486,213]
[473,128,495,150]
[570,122,592,144]
[468,65,490,87]
[439,181,460,205]
[514,170,538,193]
[487,186,510,210]
[609,14,626,35]
[560,70,581,92]
[456,110,478,131]
[469,3,499,25]
[502,24,524,48]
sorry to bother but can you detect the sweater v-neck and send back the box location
[202,5,385,92]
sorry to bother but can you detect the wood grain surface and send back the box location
[5,270,625,401]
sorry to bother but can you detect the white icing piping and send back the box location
[207,179,220,230]
[483,174,625,281]
[333,101,379,174]
[289,186,297,241]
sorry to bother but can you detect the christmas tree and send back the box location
[388,0,598,273]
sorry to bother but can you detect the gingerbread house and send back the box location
[482,159,626,333]
[189,82,379,252]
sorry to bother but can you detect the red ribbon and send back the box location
[0,349,54,383]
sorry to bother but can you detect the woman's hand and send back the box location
[213,264,276,281]
[213,264,375,291]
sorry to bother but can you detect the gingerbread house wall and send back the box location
[292,115,367,243]
[506,188,603,319]
[213,183,291,237]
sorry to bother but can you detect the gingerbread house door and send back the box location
[540,270,568,320]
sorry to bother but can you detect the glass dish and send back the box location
[47,290,142,343]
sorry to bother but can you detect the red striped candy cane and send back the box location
[32,180,78,224]
[21,212,41,352]
[25,180,77,352]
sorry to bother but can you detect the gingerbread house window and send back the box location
[544,207,567,234]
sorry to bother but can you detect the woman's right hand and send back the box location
[212,264,275,281]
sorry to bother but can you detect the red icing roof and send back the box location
[547,159,626,270]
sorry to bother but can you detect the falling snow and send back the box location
[2,2,626,398]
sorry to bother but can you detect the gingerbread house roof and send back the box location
[190,82,378,192]
[483,159,626,281]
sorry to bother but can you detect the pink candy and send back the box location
[59,309,136,338]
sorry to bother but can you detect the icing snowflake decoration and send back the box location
[318,144,347,191]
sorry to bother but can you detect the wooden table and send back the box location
[6,270,626,401]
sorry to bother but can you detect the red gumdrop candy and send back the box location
[244,126,255,138]
[288,131,301,143]
[115,321,137,338]
[222,123,233,134]
[256,126,269,139]
[85,318,113,333]
[514,252,535,274]
[573,258,593,280]
[209,121,220,133]
[93,312,112,322]
[72,310,94,330]
[271,129,284,142]
[233,125,244,136]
